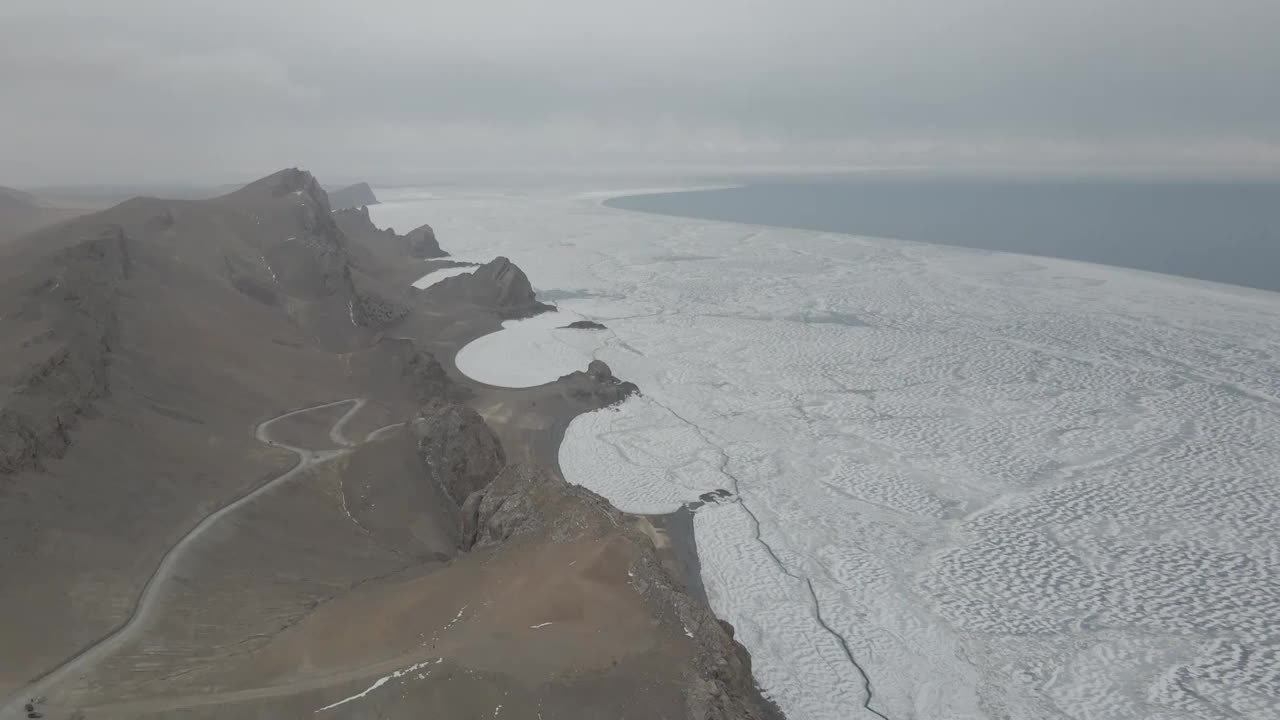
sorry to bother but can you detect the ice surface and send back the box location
[411,265,475,289]
[455,310,606,388]
[382,184,1280,720]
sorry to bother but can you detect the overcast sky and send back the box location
[3,0,1279,185]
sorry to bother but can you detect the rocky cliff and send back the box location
[403,222,446,258]
[332,205,394,247]
[461,462,782,720]
[327,182,379,211]
[405,352,778,719]
[425,256,553,319]
[559,359,640,406]
[222,169,409,338]
[334,206,448,264]
[414,400,506,510]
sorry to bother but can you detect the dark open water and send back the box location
[606,178,1280,293]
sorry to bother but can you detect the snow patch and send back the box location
[442,605,467,630]
[412,265,476,289]
[315,660,434,712]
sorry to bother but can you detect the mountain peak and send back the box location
[223,168,331,213]
[328,182,379,211]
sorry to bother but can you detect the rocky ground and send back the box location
[0,170,781,720]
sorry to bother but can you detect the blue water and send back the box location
[606,178,1280,293]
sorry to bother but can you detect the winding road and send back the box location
[2,398,390,719]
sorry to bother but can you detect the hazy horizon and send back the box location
[4,0,1280,186]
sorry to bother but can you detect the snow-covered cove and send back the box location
[370,186,1280,720]
[453,309,603,388]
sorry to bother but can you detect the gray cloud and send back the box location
[3,0,1279,184]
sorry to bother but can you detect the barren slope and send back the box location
[0,171,779,720]
[0,169,429,698]
[0,187,87,244]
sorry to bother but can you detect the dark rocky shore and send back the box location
[561,319,608,330]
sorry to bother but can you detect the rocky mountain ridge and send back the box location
[1,169,413,477]
[0,169,781,720]
[326,182,379,211]
[334,204,448,260]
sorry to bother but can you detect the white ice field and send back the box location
[370,187,1280,720]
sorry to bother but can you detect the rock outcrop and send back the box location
[558,359,640,407]
[333,207,449,270]
[562,319,607,330]
[333,205,396,248]
[327,182,379,211]
[347,337,456,407]
[404,223,447,259]
[228,169,409,340]
[651,569,784,720]
[473,257,540,311]
[462,463,612,548]
[351,287,409,329]
[426,256,552,319]
[0,227,129,474]
[413,400,506,509]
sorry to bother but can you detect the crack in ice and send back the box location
[643,395,890,719]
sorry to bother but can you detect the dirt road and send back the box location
[1,399,380,719]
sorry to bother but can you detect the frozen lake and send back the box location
[370,186,1280,720]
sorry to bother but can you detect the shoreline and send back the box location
[421,271,766,713]
[601,183,1280,300]
[433,308,714,617]
[1,172,782,719]
[371,182,1280,719]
